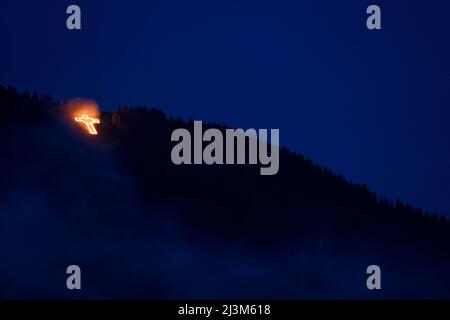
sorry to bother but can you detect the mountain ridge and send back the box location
[2,84,450,298]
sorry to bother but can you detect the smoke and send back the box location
[1,115,448,299]
[61,98,100,120]
[0,118,356,299]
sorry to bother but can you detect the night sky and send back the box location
[2,0,450,215]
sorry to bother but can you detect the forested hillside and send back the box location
[1,85,449,299]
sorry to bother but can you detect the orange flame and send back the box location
[62,98,100,135]
[74,114,100,135]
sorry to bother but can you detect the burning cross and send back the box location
[74,114,100,135]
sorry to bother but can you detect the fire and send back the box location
[74,114,100,135]
[62,98,101,135]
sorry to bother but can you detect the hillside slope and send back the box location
[1,85,450,299]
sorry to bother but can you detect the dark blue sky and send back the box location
[2,0,450,215]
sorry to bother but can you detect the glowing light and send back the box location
[74,114,100,135]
